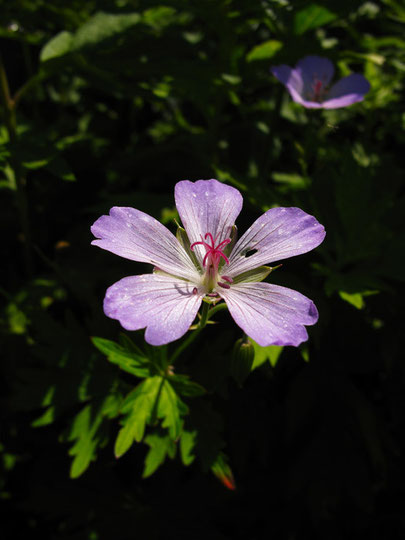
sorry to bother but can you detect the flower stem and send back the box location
[0,52,33,275]
[169,301,228,364]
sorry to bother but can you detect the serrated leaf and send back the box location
[250,339,283,369]
[142,432,176,478]
[68,394,122,478]
[115,376,188,457]
[114,377,163,457]
[92,337,151,378]
[169,374,206,397]
[294,4,337,35]
[180,429,197,466]
[246,40,282,62]
[157,380,188,439]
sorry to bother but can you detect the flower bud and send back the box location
[231,338,254,386]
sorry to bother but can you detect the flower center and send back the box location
[190,232,232,293]
[310,75,328,102]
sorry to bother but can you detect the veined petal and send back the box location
[296,55,334,92]
[272,63,328,108]
[91,207,199,282]
[226,207,325,277]
[175,179,243,266]
[219,282,318,347]
[103,274,203,346]
[323,73,370,109]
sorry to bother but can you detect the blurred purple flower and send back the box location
[271,55,370,109]
[91,180,325,347]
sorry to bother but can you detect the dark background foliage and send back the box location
[1,1,405,538]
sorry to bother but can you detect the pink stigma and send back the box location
[311,75,327,102]
[191,232,231,268]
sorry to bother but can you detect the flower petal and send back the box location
[219,282,318,347]
[323,73,370,109]
[91,207,199,281]
[103,274,203,346]
[271,64,325,108]
[296,55,335,92]
[226,207,325,277]
[175,179,243,266]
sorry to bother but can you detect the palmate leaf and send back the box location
[142,432,176,478]
[67,394,122,478]
[92,337,151,378]
[114,376,189,458]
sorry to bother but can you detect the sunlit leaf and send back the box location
[142,432,176,478]
[294,4,337,35]
[114,377,162,457]
[250,340,283,369]
[68,394,122,478]
[246,40,282,62]
[92,337,151,378]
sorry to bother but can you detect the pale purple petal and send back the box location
[271,64,324,108]
[91,207,199,282]
[296,55,335,92]
[219,282,318,347]
[175,179,243,266]
[226,207,325,278]
[103,274,203,346]
[323,73,370,109]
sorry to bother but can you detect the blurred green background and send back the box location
[1,1,405,538]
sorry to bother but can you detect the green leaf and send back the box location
[294,4,337,35]
[142,432,176,478]
[68,394,122,478]
[157,380,188,439]
[250,339,283,369]
[92,337,151,378]
[40,31,73,62]
[246,40,283,62]
[114,377,162,457]
[180,429,197,466]
[339,290,379,310]
[72,12,141,51]
[169,374,206,397]
[114,376,188,457]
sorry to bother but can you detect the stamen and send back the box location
[192,287,198,295]
[218,281,231,289]
[221,275,233,284]
[207,292,219,297]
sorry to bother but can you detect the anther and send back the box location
[221,275,233,284]
[192,287,198,295]
[218,281,231,289]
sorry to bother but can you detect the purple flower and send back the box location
[271,55,370,109]
[91,180,325,347]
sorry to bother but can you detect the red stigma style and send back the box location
[190,233,233,292]
[190,232,231,268]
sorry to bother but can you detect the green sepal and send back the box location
[176,225,202,272]
[232,265,273,284]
